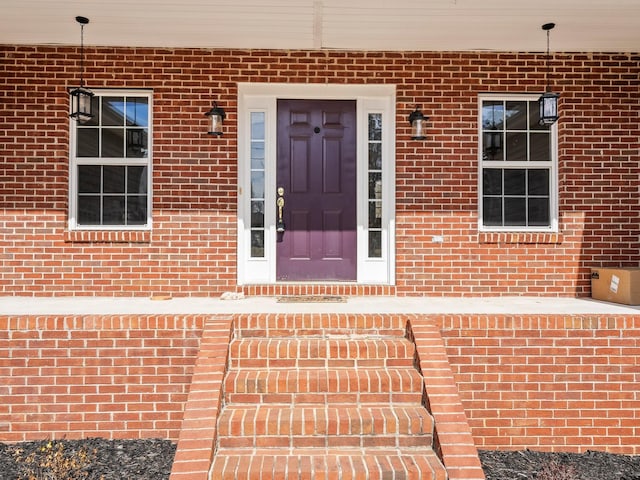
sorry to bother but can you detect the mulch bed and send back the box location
[1,439,639,479]
[0,438,175,480]
[480,449,640,480]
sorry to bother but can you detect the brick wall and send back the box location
[1,312,637,455]
[0,315,211,442]
[1,46,639,295]
[438,314,640,454]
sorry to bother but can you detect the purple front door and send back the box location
[276,99,357,281]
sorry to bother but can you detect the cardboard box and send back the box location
[591,267,640,305]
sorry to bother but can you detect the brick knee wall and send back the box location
[2,312,638,456]
[0,315,210,442]
[437,314,640,454]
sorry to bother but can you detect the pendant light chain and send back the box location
[80,21,85,88]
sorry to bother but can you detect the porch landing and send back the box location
[0,295,638,316]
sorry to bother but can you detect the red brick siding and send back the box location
[438,315,640,454]
[0,315,208,442]
[1,47,639,295]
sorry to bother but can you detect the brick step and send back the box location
[209,447,447,480]
[234,313,408,338]
[224,367,425,405]
[217,404,434,449]
[228,337,415,369]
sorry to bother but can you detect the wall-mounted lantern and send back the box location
[538,22,559,126]
[205,102,226,135]
[408,106,429,140]
[69,16,94,123]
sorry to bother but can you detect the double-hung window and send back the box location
[70,90,152,230]
[479,94,557,231]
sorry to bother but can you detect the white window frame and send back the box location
[478,93,558,232]
[69,89,153,231]
[237,83,396,285]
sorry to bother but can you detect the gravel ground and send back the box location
[1,439,639,479]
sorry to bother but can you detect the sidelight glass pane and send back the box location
[368,113,382,141]
[368,202,382,228]
[369,172,382,200]
[249,111,266,258]
[251,142,264,169]
[251,112,265,139]
[368,231,382,258]
[251,171,265,199]
[368,143,382,170]
[251,231,264,258]
[251,201,264,228]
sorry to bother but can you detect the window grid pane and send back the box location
[367,113,383,258]
[77,165,148,226]
[481,98,553,229]
[73,92,151,229]
[250,112,266,258]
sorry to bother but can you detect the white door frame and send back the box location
[237,83,396,285]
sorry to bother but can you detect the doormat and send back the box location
[277,295,347,303]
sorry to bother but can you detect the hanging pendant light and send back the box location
[69,16,94,123]
[538,22,559,126]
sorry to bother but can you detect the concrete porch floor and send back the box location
[1,295,638,316]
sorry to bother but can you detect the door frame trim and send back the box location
[237,83,396,285]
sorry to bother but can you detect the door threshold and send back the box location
[242,284,396,297]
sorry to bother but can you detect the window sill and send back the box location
[479,231,562,245]
[65,230,151,244]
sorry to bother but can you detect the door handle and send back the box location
[276,187,285,232]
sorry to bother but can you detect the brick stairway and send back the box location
[208,314,447,479]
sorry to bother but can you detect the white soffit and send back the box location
[0,0,639,52]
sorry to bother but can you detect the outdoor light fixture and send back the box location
[538,22,559,126]
[408,106,429,140]
[69,16,94,123]
[205,102,226,135]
